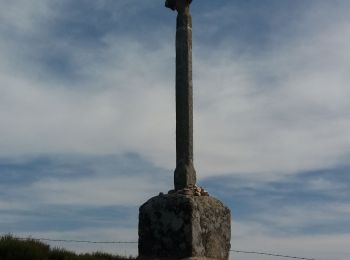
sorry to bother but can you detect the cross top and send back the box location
[165,0,192,12]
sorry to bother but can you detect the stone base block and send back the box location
[138,194,231,260]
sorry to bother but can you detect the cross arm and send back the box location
[165,0,192,11]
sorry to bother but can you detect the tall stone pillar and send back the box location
[173,0,196,191]
[138,1,231,259]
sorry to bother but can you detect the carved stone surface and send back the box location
[139,194,231,260]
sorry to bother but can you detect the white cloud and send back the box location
[231,227,350,260]
[255,202,350,231]
[29,173,167,207]
[1,1,350,181]
[193,7,350,179]
[231,211,350,260]
[0,0,52,34]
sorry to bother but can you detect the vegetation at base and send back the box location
[0,235,135,260]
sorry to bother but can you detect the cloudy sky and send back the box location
[1,0,350,259]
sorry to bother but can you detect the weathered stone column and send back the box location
[138,1,231,259]
[172,0,196,190]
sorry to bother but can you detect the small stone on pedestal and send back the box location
[138,194,231,260]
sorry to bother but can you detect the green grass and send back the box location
[0,235,135,260]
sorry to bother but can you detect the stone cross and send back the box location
[166,0,196,191]
[138,3,231,258]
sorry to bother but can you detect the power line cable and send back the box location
[4,235,319,260]
[231,249,316,260]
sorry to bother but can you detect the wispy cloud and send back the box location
[232,222,350,260]
[1,1,350,178]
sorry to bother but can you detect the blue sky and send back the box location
[1,1,350,259]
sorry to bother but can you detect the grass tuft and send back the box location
[0,235,135,260]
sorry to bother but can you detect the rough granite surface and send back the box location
[138,194,231,260]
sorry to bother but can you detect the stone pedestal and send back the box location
[138,194,231,260]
